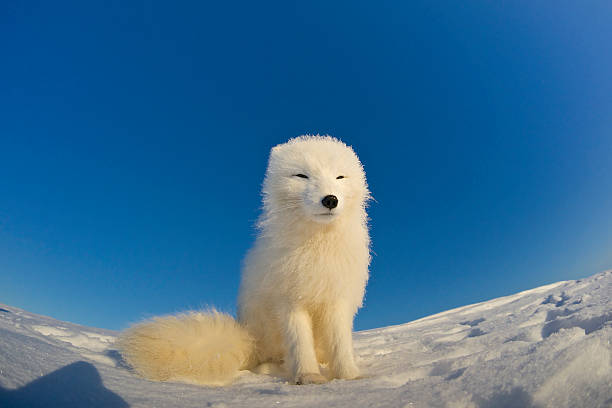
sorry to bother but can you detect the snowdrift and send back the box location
[1,271,611,408]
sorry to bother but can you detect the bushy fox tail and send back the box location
[117,310,254,386]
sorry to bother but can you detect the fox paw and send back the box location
[332,363,360,380]
[295,373,327,385]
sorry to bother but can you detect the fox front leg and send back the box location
[321,302,360,380]
[281,307,327,385]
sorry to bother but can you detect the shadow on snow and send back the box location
[0,361,128,408]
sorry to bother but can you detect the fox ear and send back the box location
[270,145,282,156]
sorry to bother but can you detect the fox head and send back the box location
[261,135,370,228]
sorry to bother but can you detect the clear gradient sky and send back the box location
[1,1,611,331]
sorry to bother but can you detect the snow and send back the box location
[1,271,611,408]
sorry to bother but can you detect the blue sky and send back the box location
[1,1,611,331]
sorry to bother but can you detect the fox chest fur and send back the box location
[239,220,370,313]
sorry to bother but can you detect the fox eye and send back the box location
[294,174,309,179]
[336,175,345,179]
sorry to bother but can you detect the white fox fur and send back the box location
[118,135,371,385]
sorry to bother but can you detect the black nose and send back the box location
[321,195,338,209]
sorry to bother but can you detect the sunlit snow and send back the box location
[1,271,611,408]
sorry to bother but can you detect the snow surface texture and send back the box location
[1,271,611,408]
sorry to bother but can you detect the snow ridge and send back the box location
[1,271,611,408]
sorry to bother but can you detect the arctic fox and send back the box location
[118,135,371,386]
